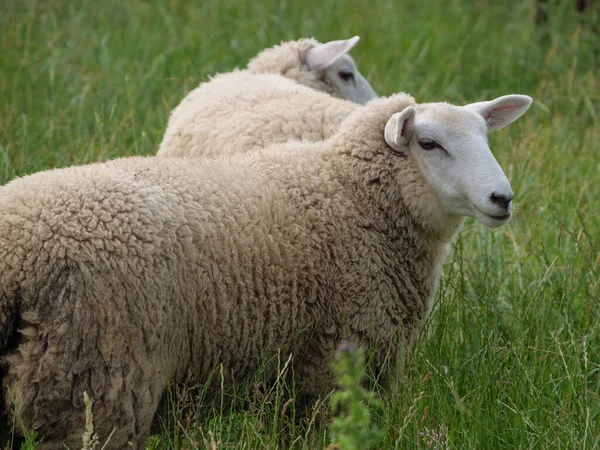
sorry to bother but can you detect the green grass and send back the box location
[1,0,599,448]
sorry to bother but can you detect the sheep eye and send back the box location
[418,139,441,150]
[338,71,354,81]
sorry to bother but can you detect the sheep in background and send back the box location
[247,36,377,105]
[157,36,375,158]
[157,71,358,158]
[0,92,532,449]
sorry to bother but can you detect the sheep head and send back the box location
[304,36,377,105]
[247,36,378,105]
[384,95,532,228]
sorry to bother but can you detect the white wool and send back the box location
[157,36,377,159]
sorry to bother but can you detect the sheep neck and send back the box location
[323,143,465,325]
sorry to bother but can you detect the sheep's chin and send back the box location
[471,207,512,228]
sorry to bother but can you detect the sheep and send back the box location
[246,36,377,105]
[157,71,359,158]
[0,92,532,449]
[157,36,376,158]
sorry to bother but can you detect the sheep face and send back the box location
[304,36,377,105]
[384,95,532,228]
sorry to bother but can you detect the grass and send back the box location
[0,0,599,448]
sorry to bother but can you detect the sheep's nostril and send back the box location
[490,192,513,210]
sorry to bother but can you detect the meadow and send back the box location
[0,0,599,448]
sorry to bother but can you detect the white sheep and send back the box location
[157,71,358,158]
[157,36,375,158]
[246,36,377,104]
[0,92,531,449]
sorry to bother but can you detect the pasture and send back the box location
[0,0,598,448]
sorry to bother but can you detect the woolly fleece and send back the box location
[0,93,466,449]
[157,70,357,158]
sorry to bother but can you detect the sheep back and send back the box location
[157,71,357,158]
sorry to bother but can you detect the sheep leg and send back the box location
[289,332,342,419]
[0,264,165,450]
[2,321,165,449]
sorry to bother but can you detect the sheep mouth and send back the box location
[485,212,511,221]
[473,205,512,222]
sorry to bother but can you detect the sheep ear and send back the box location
[466,95,532,131]
[305,36,360,71]
[384,107,416,153]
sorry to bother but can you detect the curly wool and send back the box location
[0,93,463,449]
[157,70,357,158]
[157,37,363,159]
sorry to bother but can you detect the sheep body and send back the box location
[1,94,434,448]
[157,70,357,158]
[157,36,375,159]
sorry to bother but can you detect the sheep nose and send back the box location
[490,192,513,210]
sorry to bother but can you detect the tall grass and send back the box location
[0,0,598,448]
